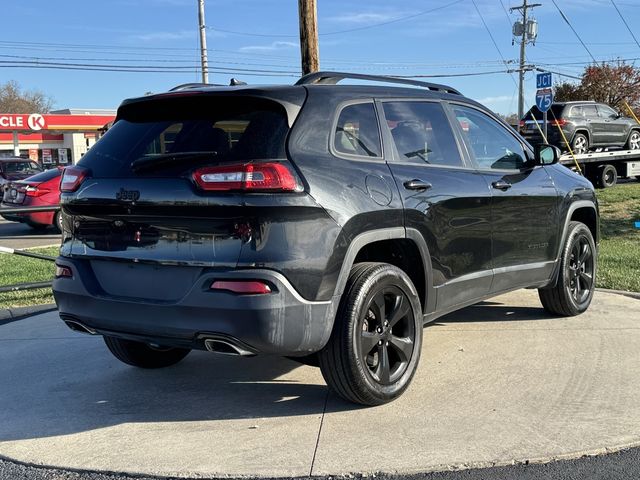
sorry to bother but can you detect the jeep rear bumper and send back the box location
[52,257,336,356]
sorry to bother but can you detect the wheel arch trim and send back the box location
[547,199,599,288]
[330,227,434,315]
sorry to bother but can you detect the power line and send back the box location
[550,0,597,63]
[470,0,519,88]
[0,57,521,79]
[0,63,301,76]
[498,0,514,29]
[206,0,466,38]
[0,59,300,74]
[610,0,640,51]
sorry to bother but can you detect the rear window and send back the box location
[79,95,290,177]
[1,161,42,175]
[24,168,61,182]
[523,104,565,121]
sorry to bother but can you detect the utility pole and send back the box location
[298,0,319,75]
[511,0,541,119]
[197,0,209,83]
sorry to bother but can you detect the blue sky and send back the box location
[2,0,640,115]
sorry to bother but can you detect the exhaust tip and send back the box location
[204,338,255,357]
[63,319,96,335]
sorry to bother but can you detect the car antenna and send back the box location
[230,78,247,86]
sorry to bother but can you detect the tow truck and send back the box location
[559,149,640,188]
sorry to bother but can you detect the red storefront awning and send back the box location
[0,113,115,133]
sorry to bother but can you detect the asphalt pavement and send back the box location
[0,289,639,479]
[0,219,59,249]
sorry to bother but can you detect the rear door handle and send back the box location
[492,180,512,191]
[403,179,432,191]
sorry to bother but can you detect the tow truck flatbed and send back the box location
[558,149,640,187]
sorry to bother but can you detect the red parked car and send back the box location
[1,167,63,232]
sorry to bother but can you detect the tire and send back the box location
[538,221,596,316]
[103,336,190,369]
[53,211,63,233]
[597,164,617,188]
[318,262,423,406]
[625,130,640,150]
[571,133,589,155]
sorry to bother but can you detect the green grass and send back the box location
[595,182,640,292]
[0,246,58,309]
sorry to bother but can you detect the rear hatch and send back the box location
[60,90,306,298]
[521,104,566,134]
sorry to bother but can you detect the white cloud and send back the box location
[474,94,517,113]
[478,95,513,104]
[328,12,405,24]
[239,41,297,53]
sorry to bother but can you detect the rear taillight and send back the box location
[192,162,300,192]
[519,120,525,128]
[25,185,50,197]
[210,280,272,295]
[552,118,567,127]
[60,166,89,192]
[55,264,73,278]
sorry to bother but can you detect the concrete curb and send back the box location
[0,304,56,326]
[596,288,640,300]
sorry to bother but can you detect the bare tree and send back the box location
[0,80,54,113]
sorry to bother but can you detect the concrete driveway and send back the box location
[0,219,59,249]
[0,289,638,478]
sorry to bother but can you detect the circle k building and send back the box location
[0,109,116,166]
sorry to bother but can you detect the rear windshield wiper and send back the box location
[131,151,218,173]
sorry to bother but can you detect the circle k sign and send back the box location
[27,113,45,131]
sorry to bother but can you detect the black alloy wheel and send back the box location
[539,221,596,316]
[358,286,415,385]
[318,262,423,405]
[566,232,595,305]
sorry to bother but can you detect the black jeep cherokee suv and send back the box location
[53,72,599,406]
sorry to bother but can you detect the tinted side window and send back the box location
[583,105,598,117]
[333,103,381,158]
[383,101,463,167]
[570,106,583,117]
[453,105,526,170]
[598,105,617,118]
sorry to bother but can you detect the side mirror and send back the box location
[534,144,561,165]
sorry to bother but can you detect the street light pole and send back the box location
[197,0,209,83]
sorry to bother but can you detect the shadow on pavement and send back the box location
[434,299,554,324]
[0,294,553,442]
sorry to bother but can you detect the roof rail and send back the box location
[295,71,461,95]
[168,82,223,92]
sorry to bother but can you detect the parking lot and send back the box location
[0,218,59,250]
[1,289,639,478]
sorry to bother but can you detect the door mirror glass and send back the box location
[534,144,560,165]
